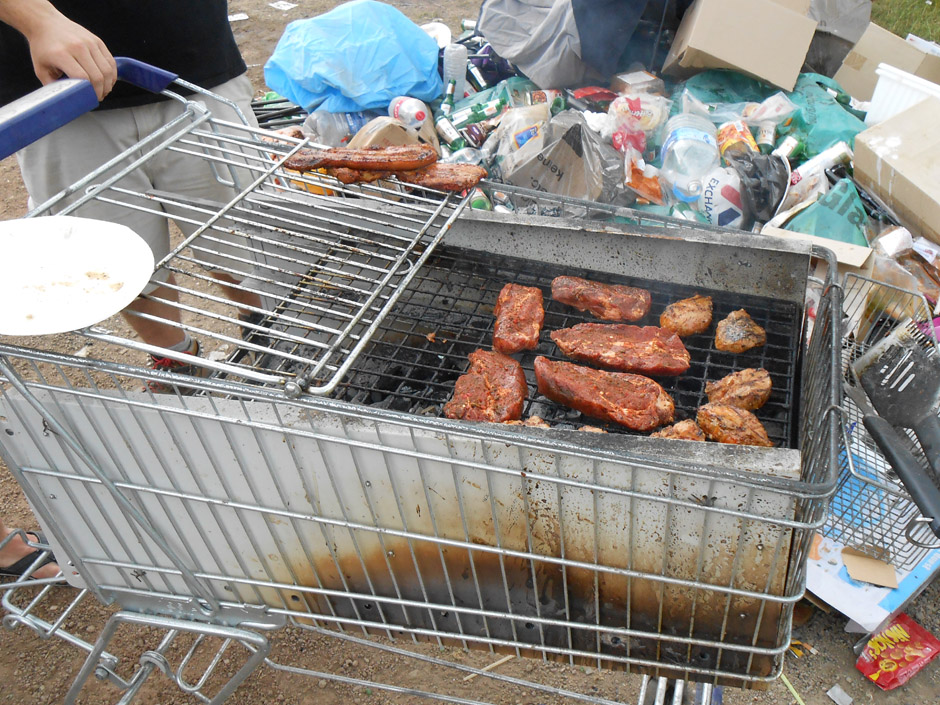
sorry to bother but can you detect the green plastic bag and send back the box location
[783,179,870,247]
[668,69,776,113]
[777,74,867,158]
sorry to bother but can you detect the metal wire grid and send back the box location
[22,89,467,395]
[0,261,839,695]
[323,245,803,448]
[822,273,940,569]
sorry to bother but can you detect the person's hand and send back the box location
[25,11,117,101]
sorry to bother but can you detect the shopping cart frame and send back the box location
[1,63,841,705]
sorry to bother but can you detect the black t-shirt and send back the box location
[0,1,247,109]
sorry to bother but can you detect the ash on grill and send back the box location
[239,247,802,448]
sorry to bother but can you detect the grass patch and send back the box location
[871,0,940,42]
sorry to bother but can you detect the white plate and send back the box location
[0,216,154,336]
[420,22,452,49]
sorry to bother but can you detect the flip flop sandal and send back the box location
[0,531,56,578]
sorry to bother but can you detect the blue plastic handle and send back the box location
[0,57,178,160]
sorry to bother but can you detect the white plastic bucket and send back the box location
[866,62,940,126]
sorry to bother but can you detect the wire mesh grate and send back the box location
[306,246,804,447]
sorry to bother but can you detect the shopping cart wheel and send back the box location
[637,675,722,705]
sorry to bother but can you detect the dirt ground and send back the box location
[2,2,940,704]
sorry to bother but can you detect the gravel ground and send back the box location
[2,2,939,704]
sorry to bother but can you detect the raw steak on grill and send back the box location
[493,283,544,355]
[534,357,675,431]
[551,276,651,322]
[550,323,690,376]
[443,349,528,423]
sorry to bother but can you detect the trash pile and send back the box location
[259,0,940,320]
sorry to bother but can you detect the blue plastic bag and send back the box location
[263,0,443,113]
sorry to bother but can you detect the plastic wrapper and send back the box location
[681,90,795,128]
[484,103,552,173]
[608,95,672,134]
[622,148,664,206]
[856,613,940,690]
[501,110,627,206]
[723,152,789,226]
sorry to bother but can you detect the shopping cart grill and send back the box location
[1,64,841,705]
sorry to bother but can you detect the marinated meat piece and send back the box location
[550,323,690,376]
[551,276,651,322]
[715,309,766,353]
[393,162,488,192]
[579,426,607,433]
[443,349,527,423]
[705,368,772,410]
[696,403,773,447]
[284,144,438,171]
[651,419,706,441]
[659,294,713,337]
[505,415,551,429]
[323,162,488,191]
[493,283,544,355]
[534,357,675,431]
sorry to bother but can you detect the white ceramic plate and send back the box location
[0,216,154,335]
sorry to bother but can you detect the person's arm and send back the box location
[0,0,116,100]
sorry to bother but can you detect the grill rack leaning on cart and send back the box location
[0,63,842,704]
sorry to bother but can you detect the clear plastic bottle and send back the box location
[388,97,430,131]
[442,43,468,101]
[659,114,720,205]
[302,109,381,147]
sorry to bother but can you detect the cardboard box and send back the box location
[854,97,940,247]
[663,0,818,91]
[834,23,940,101]
[769,0,810,15]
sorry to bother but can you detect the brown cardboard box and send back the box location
[834,23,940,101]
[769,0,810,14]
[662,0,818,91]
[854,97,940,247]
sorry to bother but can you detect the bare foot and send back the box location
[0,529,60,580]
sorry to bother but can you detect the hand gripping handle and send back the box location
[0,58,178,160]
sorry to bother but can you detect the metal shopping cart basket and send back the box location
[1,61,841,704]
[823,273,940,570]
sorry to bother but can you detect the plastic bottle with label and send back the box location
[659,114,720,205]
[302,109,382,147]
[388,97,430,131]
[442,43,468,101]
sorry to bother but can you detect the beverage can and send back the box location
[717,120,758,159]
[388,97,429,131]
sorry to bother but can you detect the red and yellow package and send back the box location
[856,613,940,690]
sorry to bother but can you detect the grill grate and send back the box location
[316,246,804,448]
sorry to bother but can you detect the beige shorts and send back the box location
[16,74,259,293]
